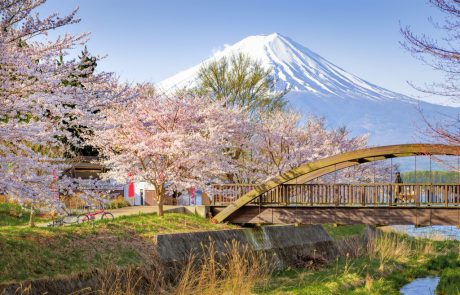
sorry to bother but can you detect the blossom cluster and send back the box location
[0,0,127,208]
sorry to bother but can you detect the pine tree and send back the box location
[58,47,99,157]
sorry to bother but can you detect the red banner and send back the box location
[128,182,135,198]
[127,173,135,198]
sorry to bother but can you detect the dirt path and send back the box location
[39,205,185,227]
[109,205,185,217]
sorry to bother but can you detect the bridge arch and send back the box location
[212,144,460,223]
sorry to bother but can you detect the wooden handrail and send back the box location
[211,183,460,208]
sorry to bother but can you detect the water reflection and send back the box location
[400,277,439,295]
[391,225,460,240]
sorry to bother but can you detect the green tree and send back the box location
[58,47,99,157]
[60,46,97,88]
[196,53,288,117]
[402,170,460,183]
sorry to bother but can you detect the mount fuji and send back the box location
[158,33,459,145]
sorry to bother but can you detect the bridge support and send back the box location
[211,206,460,226]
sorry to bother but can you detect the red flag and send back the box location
[128,182,135,198]
[128,173,135,198]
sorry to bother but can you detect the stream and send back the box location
[391,225,453,294]
[392,225,460,240]
[400,277,440,295]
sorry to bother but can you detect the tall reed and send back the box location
[89,239,271,295]
[173,240,271,295]
[366,231,413,271]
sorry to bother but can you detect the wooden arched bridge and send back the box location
[210,144,460,226]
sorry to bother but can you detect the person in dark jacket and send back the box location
[394,172,403,202]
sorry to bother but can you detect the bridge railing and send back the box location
[212,183,460,207]
[211,184,257,205]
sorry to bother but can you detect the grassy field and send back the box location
[0,212,236,284]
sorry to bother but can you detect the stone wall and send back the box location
[156,224,336,269]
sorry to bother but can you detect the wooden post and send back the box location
[445,185,449,207]
[388,184,393,207]
[348,185,352,205]
[309,185,313,206]
[336,185,339,205]
[415,184,420,207]
[427,187,431,206]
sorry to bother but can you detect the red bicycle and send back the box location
[78,208,114,223]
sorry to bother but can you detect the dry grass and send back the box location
[336,234,367,258]
[90,266,165,295]
[76,240,272,295]
[173,240,271,295]
[367,231,413,271]
[335,228,414,272]
[416,238,435,256]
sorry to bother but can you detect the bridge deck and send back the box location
[210,205,460,226]
[211,183,460,225]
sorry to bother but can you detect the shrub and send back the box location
[0,202,22,218]
[426,253,460,271]
[437,268,460,295]
[107,196,131,209]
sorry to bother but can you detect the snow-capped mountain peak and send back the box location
[159,33,404,102]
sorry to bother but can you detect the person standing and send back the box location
[394,172,403,202]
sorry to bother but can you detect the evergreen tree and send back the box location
[58,47,99,157]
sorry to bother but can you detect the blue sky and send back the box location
[39,0,453,105]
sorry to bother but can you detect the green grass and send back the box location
[0,203,49,226]
[0,213,236,283]
[322,224,366,240]
[438,268,460,295]
[256,257,400,295]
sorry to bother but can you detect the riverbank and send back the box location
[2,212,460,294]
[256,226,460,295]
[1,220,337,294]
[0,213,236,284]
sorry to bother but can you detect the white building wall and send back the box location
[124,181,155,206]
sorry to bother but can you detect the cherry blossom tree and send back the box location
[401,0,460,145]
[228,110,369,184]
[251,111,398,184]
[0,0,127,225]
[90,85,250,216]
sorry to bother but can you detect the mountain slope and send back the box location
[158,33,459,145]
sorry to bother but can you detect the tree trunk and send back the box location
[157,185,164,217]
[29,205,36,227]
[158,197,164,217]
